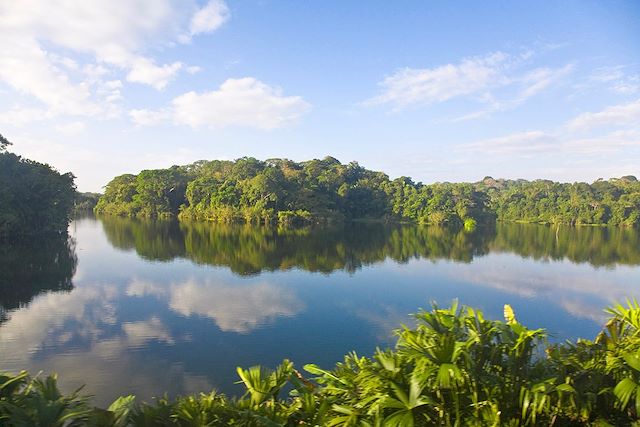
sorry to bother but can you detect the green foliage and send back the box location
[0,140,76,238]
[96,158,640,228]
[73,192,101,213]
[4,301,640,425]
[95,157,495,226]
[0,133,10,151]
[482,176,640,226]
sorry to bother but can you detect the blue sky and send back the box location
[1,0,639,191]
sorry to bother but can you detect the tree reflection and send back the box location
[99,216,497,274]
[491,223,640,267]
[99,216,640,272]
[0,233,77,319]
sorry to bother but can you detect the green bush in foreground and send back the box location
[2,300,640,426]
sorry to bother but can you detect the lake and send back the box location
[1,216,640,406]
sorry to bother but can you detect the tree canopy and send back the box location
[0,135,76,238]
[95,157,494,226]
[95,157,640,227]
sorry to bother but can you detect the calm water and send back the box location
[1,216,640,406]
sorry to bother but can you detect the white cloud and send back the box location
[0,35,102,116]
[131,77,312,129]
[518,64,574,100]
[186,65,203,74]
[0,107,53,126]
[190,0,230,36]
[365,51,573,114]
[461,131,557,156]
[126,58,184,90]
[365,52,509,109]
[589,66,639,95]
[129,109,171,126]
[55,121,86,136]
[450,64,574,122]
[567,99,640,131]
[612,78,640,95]
[460,129,640,158]
[590,66,625,83]
[0,0,229,122]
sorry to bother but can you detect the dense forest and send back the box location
[74,192,102,213]
[3,300,640,426]
[0,134,76,237]
[94,157,640,226]
[94,157,491,226]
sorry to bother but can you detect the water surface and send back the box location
[1,217,639,406]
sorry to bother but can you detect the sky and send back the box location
[0,0,639,192]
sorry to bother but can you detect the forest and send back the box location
[94,156,640,227]
[0,134,76,238]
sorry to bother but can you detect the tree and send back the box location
[0,132,11,152]
[0,138,76,237]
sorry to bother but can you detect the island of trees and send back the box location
[95,156,640,227]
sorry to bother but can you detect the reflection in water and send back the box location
[127,278,303,333]
[0,217,639,406]
[100,216,496,274]
[100,216,640,272]
[0,234,77,318]
[99,216,185,261]
[491,223,640,267]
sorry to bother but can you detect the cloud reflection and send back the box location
[125,277,304,333]
[443,254,640,326]
[168,280,303,333]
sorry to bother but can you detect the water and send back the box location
[1,216,640,406]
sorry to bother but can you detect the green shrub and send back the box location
[3,300,640,425]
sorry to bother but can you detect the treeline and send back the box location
[94,157,492,226]
[0,134,76,237]
[480,176,640,226]
[94,157,640,226]
[3,300,640,425]
[74,192,101,213]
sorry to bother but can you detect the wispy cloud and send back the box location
[364,52,510,110]
[589,66,640,95]
[567,99,640,131]
[130,77,312,130]
[364,50,573,118]
[460,104,640,159]
[460,131,558,157]
[451,64,574,122]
